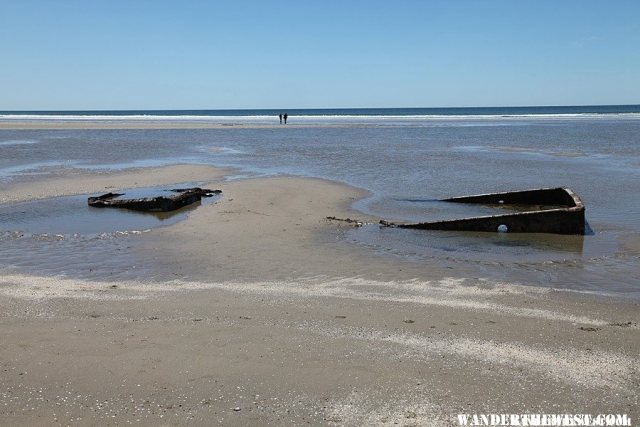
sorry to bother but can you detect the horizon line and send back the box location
[2,103,640,113]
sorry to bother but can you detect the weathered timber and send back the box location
[382,187,586,235]
[88,188,221,212]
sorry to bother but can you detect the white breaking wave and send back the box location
[0,139,40,146]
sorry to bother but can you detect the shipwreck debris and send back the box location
[326,216,365,227]
[381,187,586,235]
[88,187,221,212]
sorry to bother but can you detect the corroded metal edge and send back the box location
[382,187,586,235]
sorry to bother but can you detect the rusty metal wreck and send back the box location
[381,187,586,235]
[88,188,221,212]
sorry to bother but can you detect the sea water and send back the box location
[1,106,639,295]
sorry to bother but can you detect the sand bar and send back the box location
[0,164,231,204]
[0,119,357,130]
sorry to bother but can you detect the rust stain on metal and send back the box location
[381,187,586,235]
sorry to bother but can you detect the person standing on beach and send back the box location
[279,114,282,124]
[284,113,288,124]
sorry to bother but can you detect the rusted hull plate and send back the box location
[388,187,586,235]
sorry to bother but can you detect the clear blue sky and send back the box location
[1,0,638,110]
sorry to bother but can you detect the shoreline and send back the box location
[1,164,639,425]
[3,112,640,130]
[0,120,369,130]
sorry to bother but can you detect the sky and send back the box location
[1,0,639,110]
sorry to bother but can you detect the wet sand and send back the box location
[0,120,343,130]
[1,166,639,426]
[0,164,231,204]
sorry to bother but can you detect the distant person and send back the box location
[284,113,288,124]
[279,114,282,124]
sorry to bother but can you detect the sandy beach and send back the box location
[4,0,640,423]
[1,164,638,426]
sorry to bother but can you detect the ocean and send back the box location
[2,105,640,123]
[1,106,640,296]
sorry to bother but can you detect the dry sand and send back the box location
[1,165,639,426]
